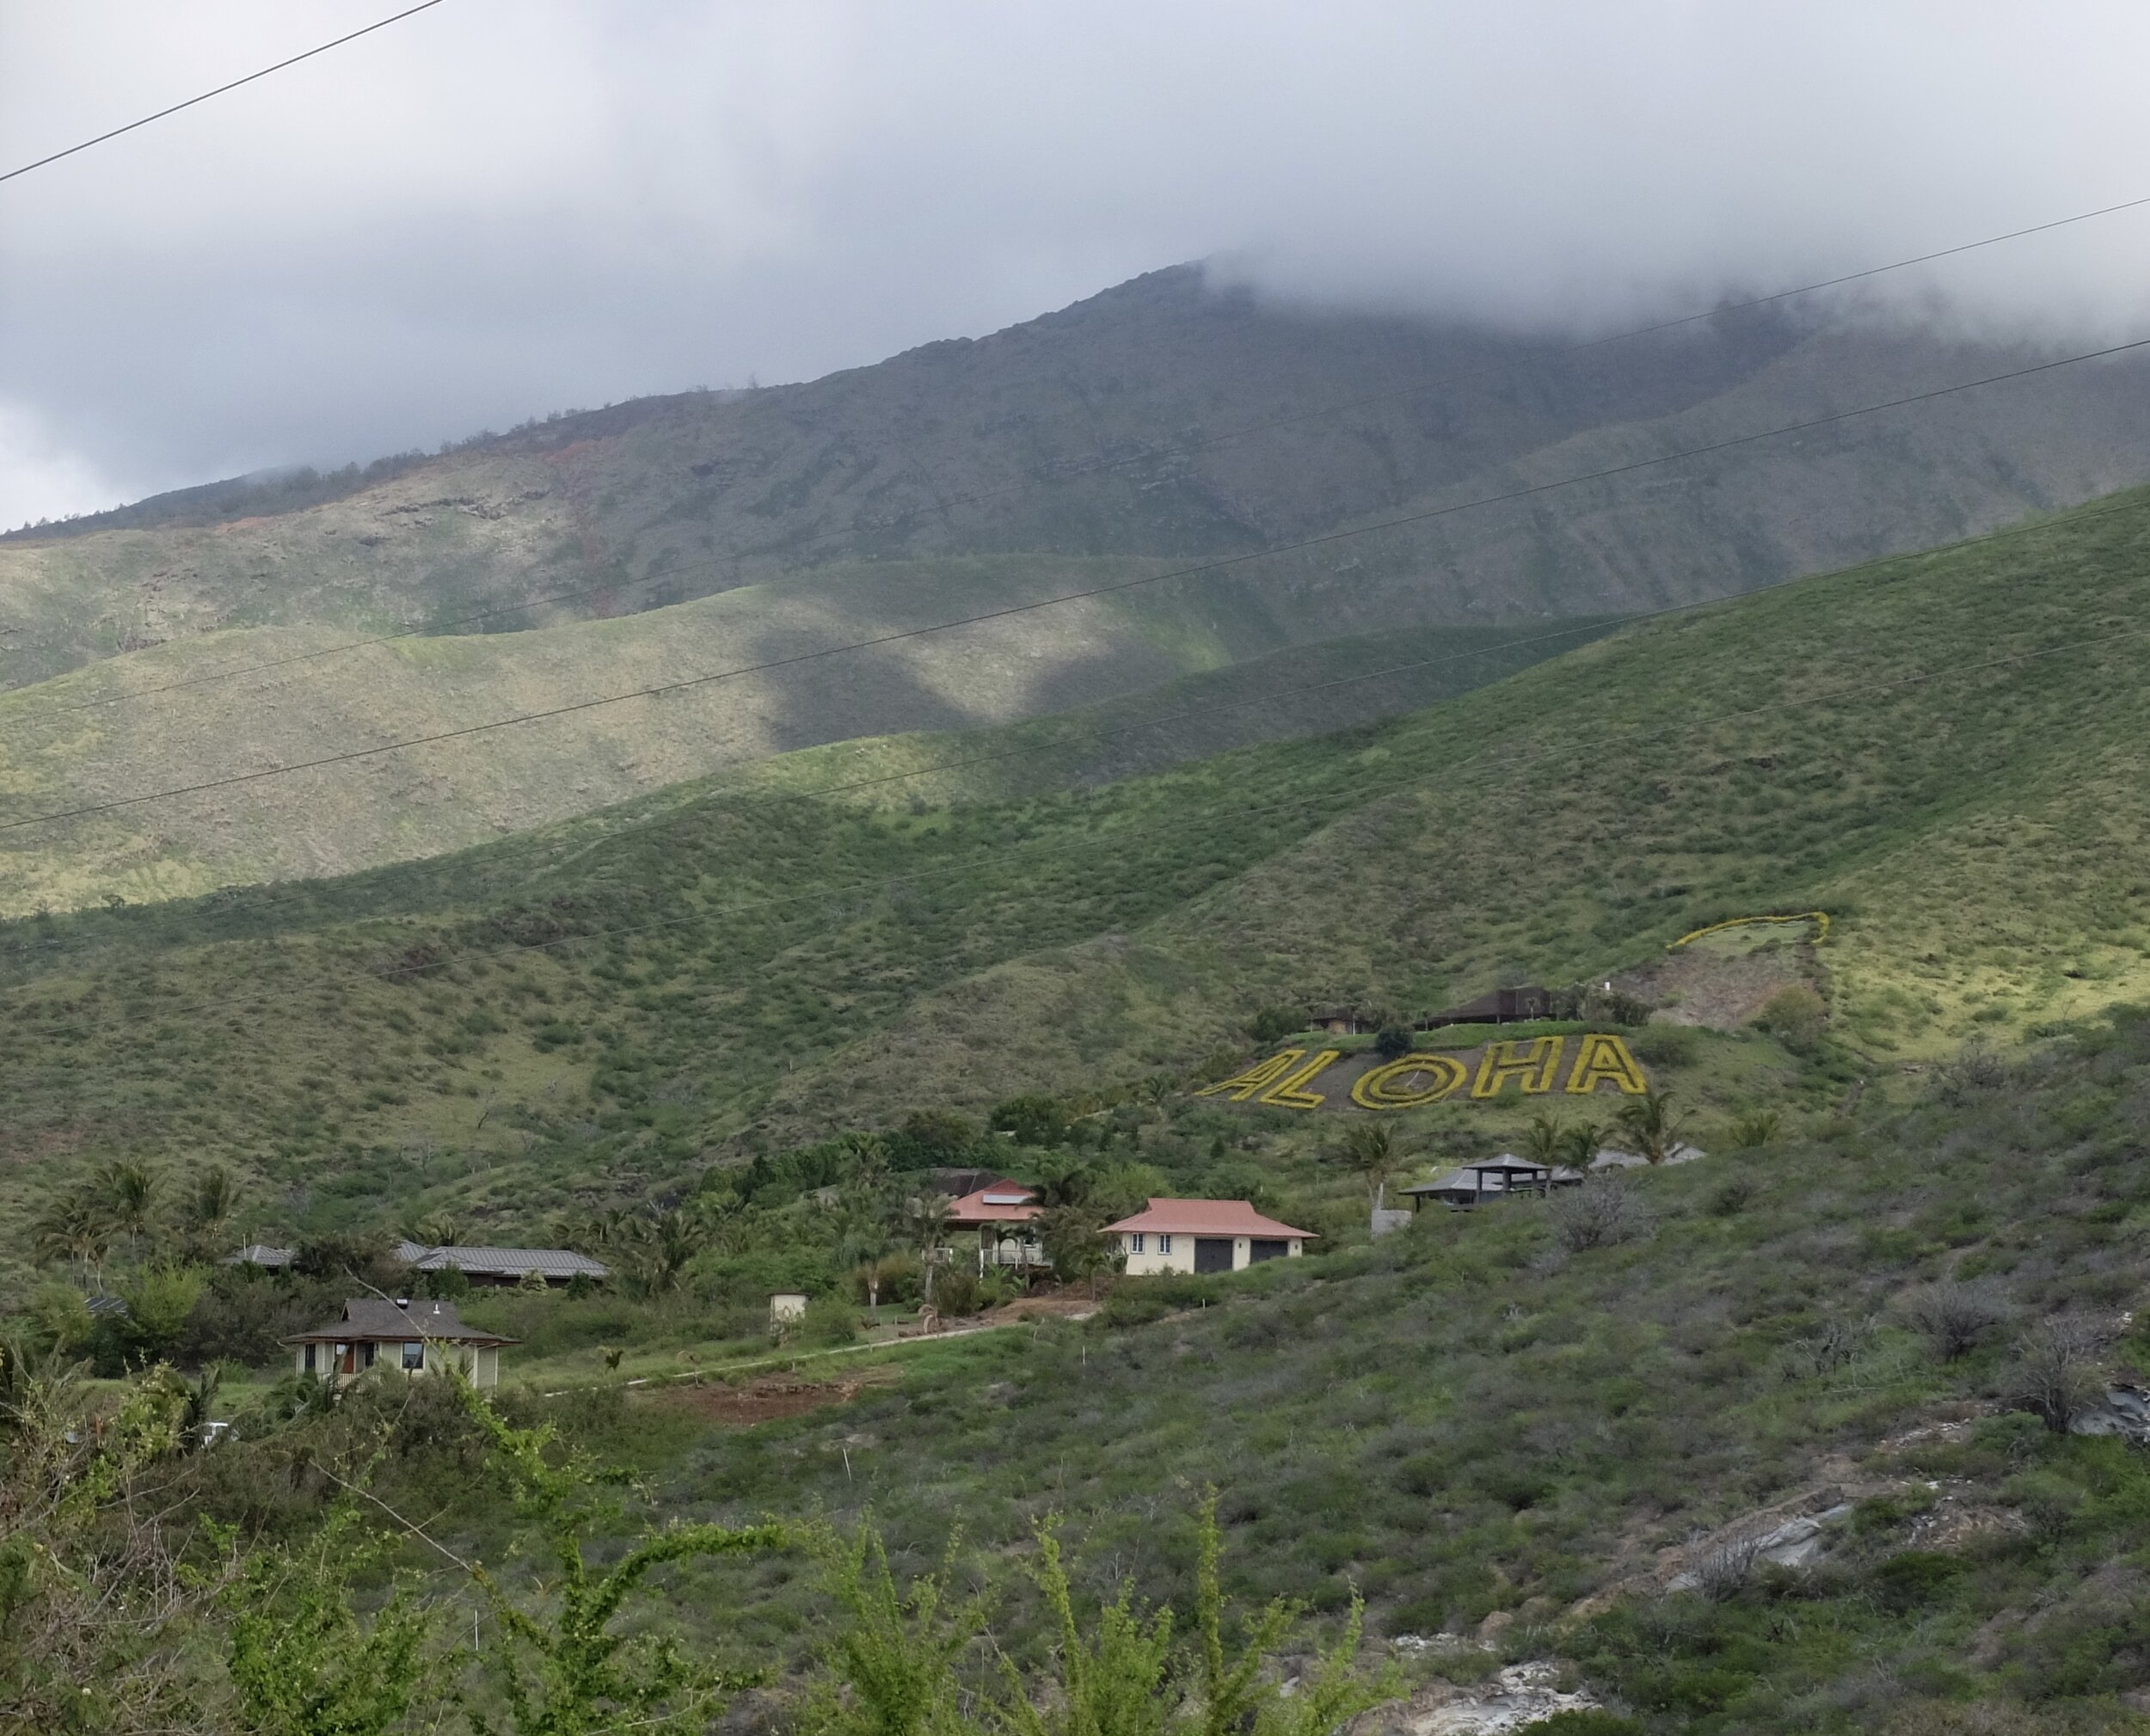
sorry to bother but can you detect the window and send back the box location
[1157,1234,1173,1254]
[1130,1232,1146,1254]
[303,1343,316,1373]
[360,1342,377,1368]
[402,1341,425,1371]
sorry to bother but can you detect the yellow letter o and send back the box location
[1349,1053,1469,1110]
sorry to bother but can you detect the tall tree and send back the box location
[94,1160,161,1259]
[1329,1122,1400,1211]
[1615,1089,1686,1165]
[900,1192,954,1315]
[32,1190,114,1286]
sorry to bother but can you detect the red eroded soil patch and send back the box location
[650,1368,897,1428]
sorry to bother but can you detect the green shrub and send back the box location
[1754,985,1828,1052]
[990,1094,1074,1147]
[1630,1023,1697,1066]
[1520,1715,1646,1736]
[1373,1026,1415,1061]
[1870,1550,1963,1613]
[798,1295,860,1347]
[931,1267,983,1318]
[853,1253,923,1306]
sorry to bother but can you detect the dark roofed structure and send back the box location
[1416,985,1557,1030]
[393,1242,609,1287]
[1403,1154,1582,1209]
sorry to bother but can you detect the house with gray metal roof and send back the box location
[393,1241,610,1287]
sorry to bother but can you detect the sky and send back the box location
[6,1,2150,528]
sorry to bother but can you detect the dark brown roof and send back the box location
[282,1297,518,1346]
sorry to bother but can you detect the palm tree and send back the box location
[1031,1156,1093,1210]
[1330,1122,1399,1211]
[626,1206,703,1298]
[900,1192,954,1313]
[1520,1113,1567,1169]
[837,1206,900,1326]
[95,1160,160,1258]
[1558,1120,1607,1171]
[408,1214,464,1249]
[1615,1089,1686,1165]
[187,1166,239,1238]
[33,1190,113,1286]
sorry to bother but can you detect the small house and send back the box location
[283,1298,518,1389]
[224,1242,297,1271]
[1416,985,1557,1030]
[945,1179,1047,1270]
[1103,1199,1315,1275]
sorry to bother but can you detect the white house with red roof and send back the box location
[1102,1199,1315,1276]
[944,1177,1047,1269]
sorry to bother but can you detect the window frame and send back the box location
[402,1340,426,1371]
[1129,1232,1145,1254]
[1157,1233,1173,1254]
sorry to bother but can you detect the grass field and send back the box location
[2,485,2149,1263]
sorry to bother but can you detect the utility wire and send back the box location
[8,328,2149,836]
[9,481,2147,981]
[0,2,448,187]
[63,576,2150,1028]
[16,181,2150,722]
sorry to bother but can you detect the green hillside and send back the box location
[661,1005,2150,1731]
[0,483,2147,1256]
[0,549,1603,915]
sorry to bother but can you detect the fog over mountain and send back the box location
[6,0,2150,526]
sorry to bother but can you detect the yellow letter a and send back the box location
[1196,1050,1302,1101]
[1258,1049,1342,1110]
[1565,1033,1649,1095]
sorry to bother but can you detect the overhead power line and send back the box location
[15,180,2150,723]
[67,563,2150,1029]
[6,328,2148,836]
[4,478,2145,986]
[0,0,448,187]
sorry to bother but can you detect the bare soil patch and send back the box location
[648,1367,899,1429]
[1613,937,1821,1030]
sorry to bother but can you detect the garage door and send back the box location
[1248,1238,1287,1263]
[1194,1238,1235,1273]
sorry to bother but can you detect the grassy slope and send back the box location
[659,1004,2150,1733]
[0,488,2147,1252]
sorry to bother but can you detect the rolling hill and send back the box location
[8,288,2150,915]
[0,552,1606,916]
[10,269,2150,917]
[1,479,2147,1256]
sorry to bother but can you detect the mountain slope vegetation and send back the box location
[0,552,1602,915]
[0,484,2147,1254]
[7,265,2150,706]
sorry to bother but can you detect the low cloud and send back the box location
[5,0,2150,524]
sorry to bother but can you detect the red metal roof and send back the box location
[946,1180,1042,1226]
[1102,1198,1316,1239]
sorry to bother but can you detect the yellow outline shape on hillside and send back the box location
[1668,911,1830,951]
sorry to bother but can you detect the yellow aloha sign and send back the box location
[1197,1034,1649,1113]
